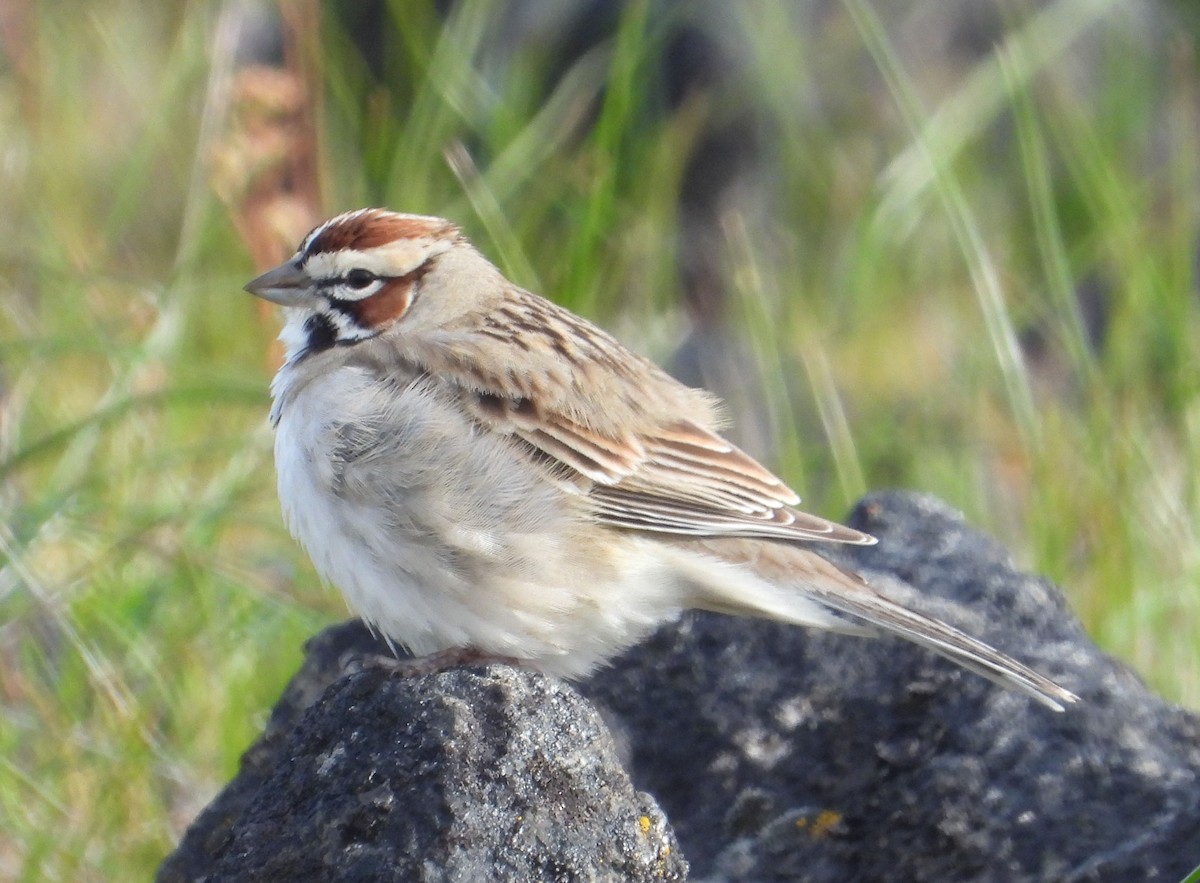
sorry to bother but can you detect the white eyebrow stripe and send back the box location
[302,239,443,283]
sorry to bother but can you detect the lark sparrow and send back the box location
[245,208,1077,710]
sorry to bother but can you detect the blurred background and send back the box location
[2,0,1199,876]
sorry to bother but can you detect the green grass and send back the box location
[2,1,1198,878]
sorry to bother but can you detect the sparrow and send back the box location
[245,208,1078,711]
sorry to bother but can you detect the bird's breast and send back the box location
[270,362,595,603]
[266,361,702,671]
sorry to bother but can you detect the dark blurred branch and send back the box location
[210,0,323,273]
[0,0,38,128]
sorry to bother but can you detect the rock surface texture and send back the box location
[157,661,684,883]
[158,491,1200,882]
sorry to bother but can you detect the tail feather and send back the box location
[804,574,1079,712]
[668,538,1079,712]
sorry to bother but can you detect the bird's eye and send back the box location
[346,269,377,290]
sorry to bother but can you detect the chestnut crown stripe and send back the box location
[302,209,460,257]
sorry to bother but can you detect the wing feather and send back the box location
[403,281,874,546]
[482,398,874,545]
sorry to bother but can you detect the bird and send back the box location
[245,207,1078,711]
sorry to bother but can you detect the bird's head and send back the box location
[245,208,465,356]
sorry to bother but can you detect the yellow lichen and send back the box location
[811,810,841,839]
[795,809,841,839]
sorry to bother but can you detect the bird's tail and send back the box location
[665,538,1079,712]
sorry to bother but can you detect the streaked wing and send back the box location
[466,389,873,545]
[411,283,874,546]
[590,419,874,544]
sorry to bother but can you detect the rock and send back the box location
[159,491,1200,882]
[158,661,685,883]
[580,491,1200,881]
[156,621,390,883]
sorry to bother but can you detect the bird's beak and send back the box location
[244,260,314,306]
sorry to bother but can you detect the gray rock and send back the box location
[580,491,1200,881]
[158,663,686,882]
[157,621,389,883]
[159,490,1200,882]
